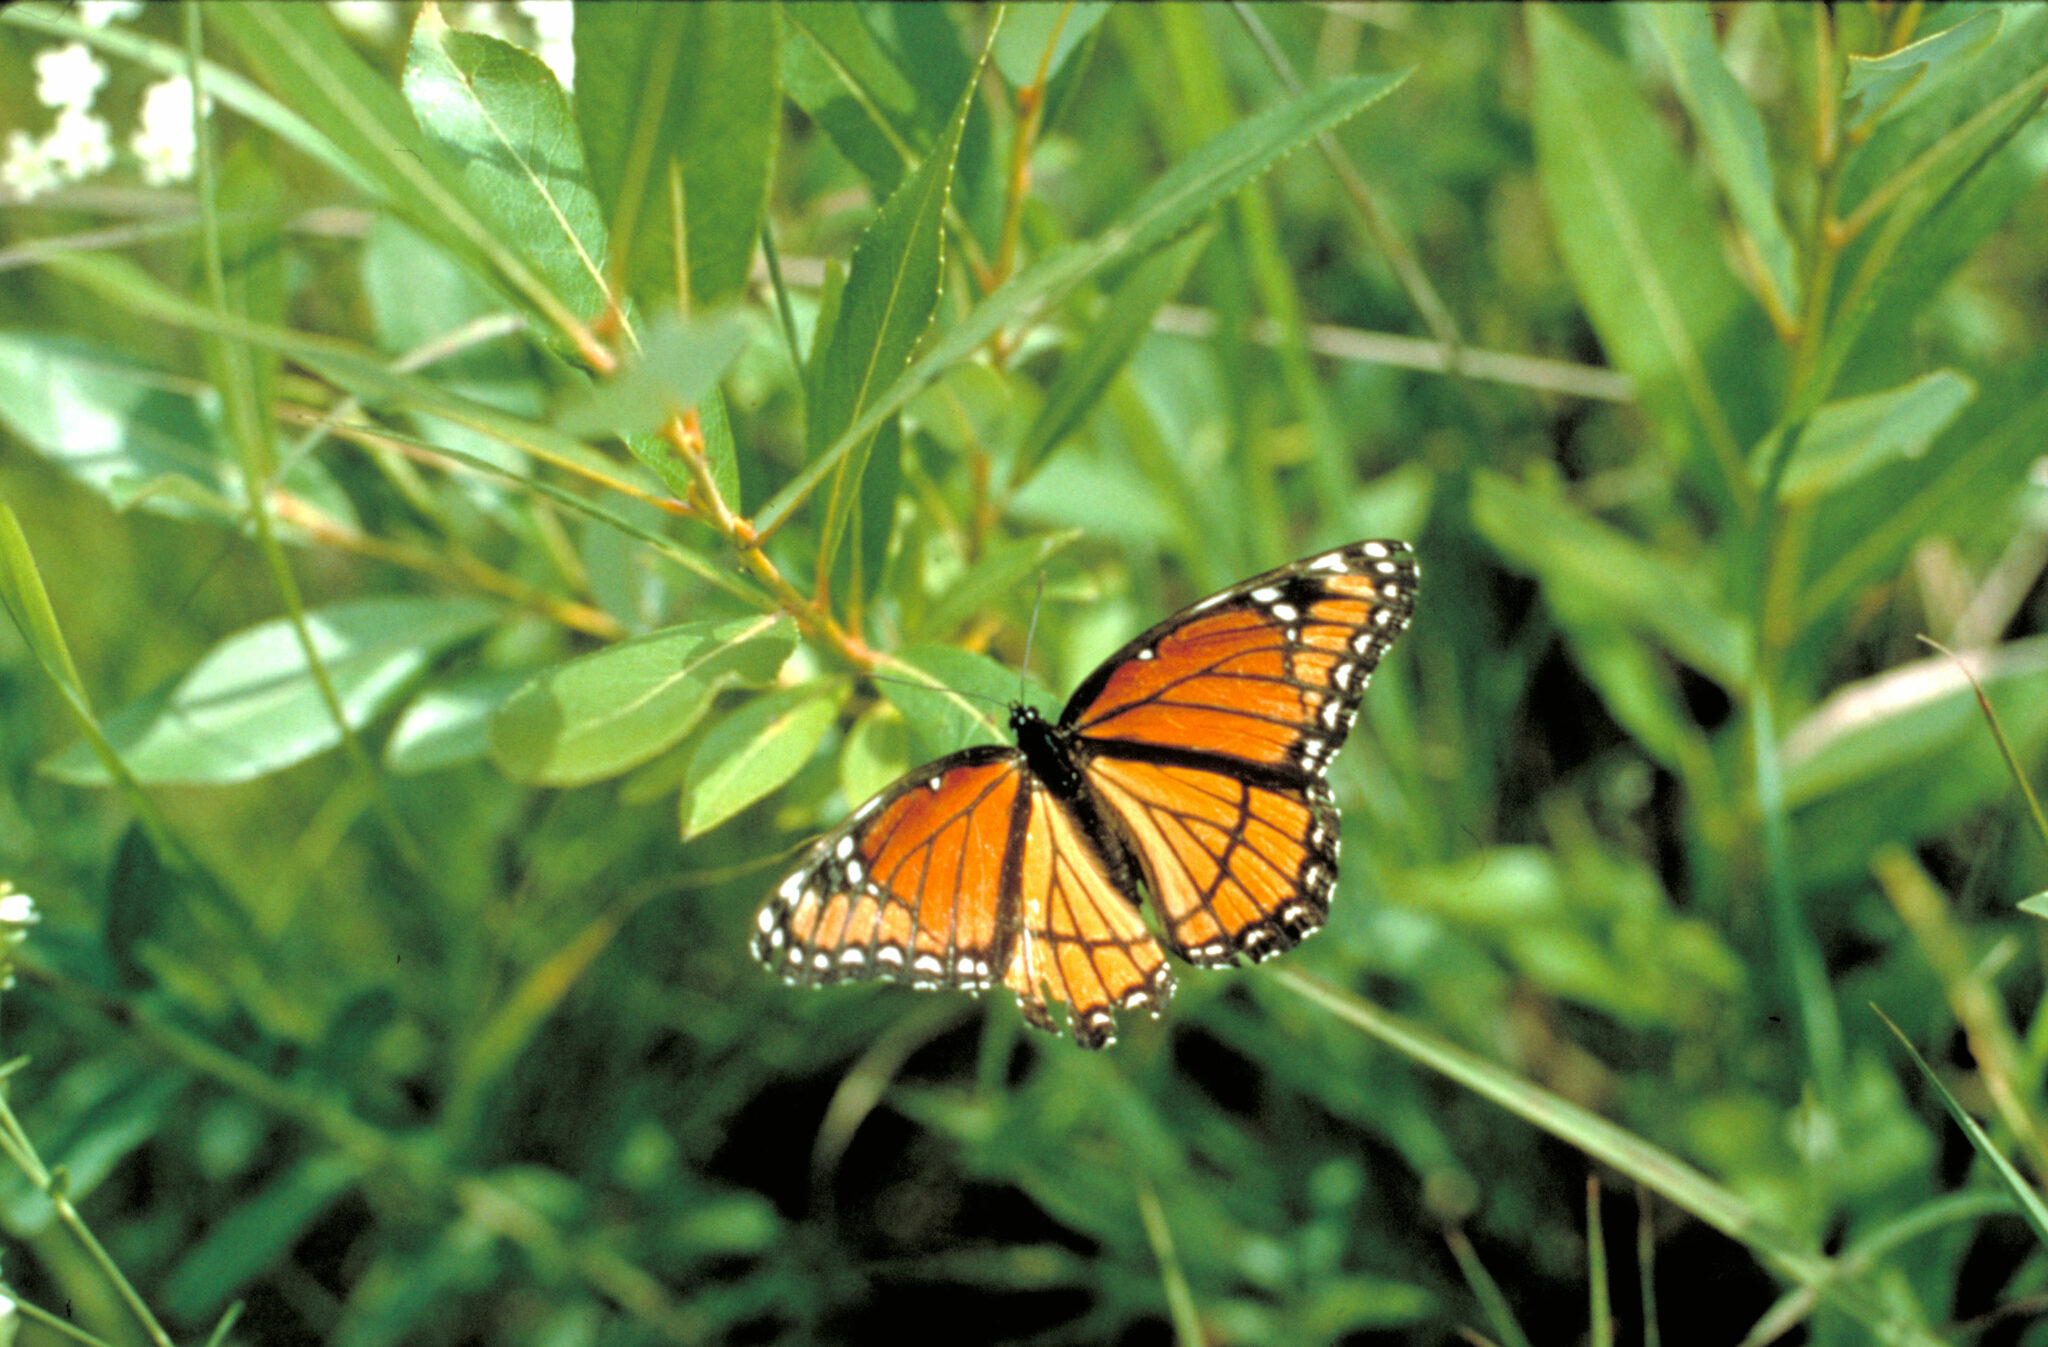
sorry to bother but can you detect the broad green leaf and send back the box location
[838,699,912,805]
[0,335,351,527]
[780,2,929,195]
[575,3,780,307]
[1469,471,1749,685]
[384,668,536,774]
[1644,6,1800,318]
[1874,1007,2048,1247]
[1529,8,1773,502]
[1769,370,1975,502]
[1843,9,2003,135]
[490,615,795,785]
[879,644,1052,764]
[208,4,586,343]
[809,29,981,598]
[161,1153,365,1321]
[913,529,1082,642]
[405,22,609,324]
[1010,228,1210,490]
[993,2,1111,88]
[679,683,846,839]
[555,310,751,438]
[43,597,500,786]
[757,68,1412,537]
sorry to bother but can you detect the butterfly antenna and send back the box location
[1019,571,1047,705]
[865,671,1007,710]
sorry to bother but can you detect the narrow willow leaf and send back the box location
[43,598,501,786]
[1469,471,1749,685]
[405,22,609,323]
[836,415,902,615]
[207,5,580,341]
[1873,1006,2048,1247]
[992,2,1111,88]
[2019,893,2048,920]
[489,615,795,785]
[679,683,846,839]
[1645,6,1800,318]
[0,335,353,528]
[810,28,983,593]
[1529,8,1773,501]
[698,383,743,512]
[384,668,536,775]
[913,529,1083,642]
[781,2,928,194]
[0,494,87,695]
[575,3,779,306]
[1769,370,1975,502]
[756,68,1410,538]
[1011,228,1210,490]
[1843,9,2003,135]
[555,311,751,438]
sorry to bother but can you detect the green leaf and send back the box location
[697,382,743,513]
[780,2,928,195]
[1011,228,1210,490]
[1644,6,1800,318]
[1529,7,1773,503]
[832,415,902,617]
[912,529,1081,641]
[756,67,1412,538]
[0,334,348,527]
[992,2,1110,88]
[1769,370,1975,503]
[490,615,795,786]
[384,668,536,775]
[1843,9,2003,135]
[575,3,780,307]
[879,644,1045,763]
[555,310,752,438]
[103,825,172,990]
[2019,892,2048,921]
[161,1153,365,1321]
[678,683,846,839]
[405,22,609,324]
[0,493,86,696]
[208,4,588,344]
[809,29,982,593]
[1468,471,1750,685]
[838,699,912,805]
[1873,1006,2048,1247]
[43,598,500,786]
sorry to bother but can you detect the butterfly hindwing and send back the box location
[753,747,1174,1046]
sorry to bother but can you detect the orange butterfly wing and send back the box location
[753,747,1173,1046]
[1066,540,1418,964]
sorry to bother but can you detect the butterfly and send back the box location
[752,539,1418,1048]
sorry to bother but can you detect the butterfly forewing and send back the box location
[754,747,1023,992]
[1063,540,1418,780]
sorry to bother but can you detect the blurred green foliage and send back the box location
[0,2,2045,1343]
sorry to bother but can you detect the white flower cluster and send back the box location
[1,2,202,202]
[0,884,38,992]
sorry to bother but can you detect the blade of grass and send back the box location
[1872,1005,2048,1246]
